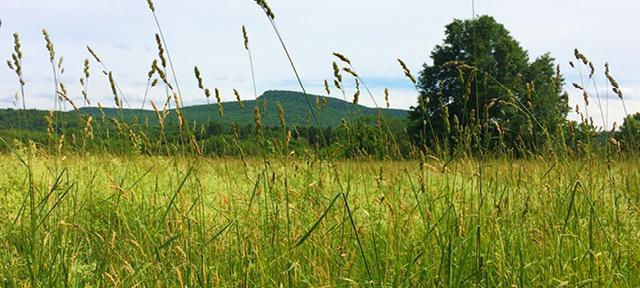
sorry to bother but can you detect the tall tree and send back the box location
[408,15,569,152]
[619,112,640,150]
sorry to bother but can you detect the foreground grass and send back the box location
[0,153,639,287]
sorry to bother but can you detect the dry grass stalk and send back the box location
[58,83,79,112]
[108,72,120,108]
[155,34,167,68]
[146,0,155,12]
[173,93,184,129]
[9,33,25,86]
[242,26,249,50]
[212,88,224,117]
[45,111,54,139]
[332,62,342,83]
[84,116,94,139]
[384,88,390,108]
[605,63,623,99]
[150,101,165,130]
[333,52,351,65]
[353,83,360,105]
[254,107,263,141]
[57,134,65,155]
[253,0,275,19]
[81,58,91,105]
[324,80,331,95]
[152,60,173,89]
[398,59,416,84]
[277,102,286,128]
[343,67,358,78]
[86,46,102,63]
[190,136,202,156]
[234,89,244,109]
[194,66,204,89]
[42,29,55,62]
[573,49,588,65]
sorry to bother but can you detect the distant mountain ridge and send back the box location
[76,90,409,127]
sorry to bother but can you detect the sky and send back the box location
[0,0,638,129]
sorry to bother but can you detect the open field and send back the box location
[1,154,639,286]
[2,1,640,286]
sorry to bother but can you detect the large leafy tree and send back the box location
[408,16,569,152]
[619,113,640,150]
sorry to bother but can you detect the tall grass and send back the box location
[0,155,639,286]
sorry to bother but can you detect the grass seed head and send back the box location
[146,0,155,12]
[588,62,595,79]
[398,59,416,84]
[343,67,358,78]
[155,34,167,67]
[572,83,584,90]
[583,91,589,106]
[108,72,120,108]
[242,25,249,50]
[573,48,589,65]
[333,52,351,65]
[277,102,286,128]
[147,60,157,79]
[86,46,101,63]
[234,89,244,109]
[384,88,390,108]
[604,63,622,99]
[13,33,22,59]
[254,0,275,19]
[42,29,55,62]
[83,59,90,79]
[352,89,360,105]
[215,88,222,104]
[324,79,331,95]
[194,66,204,89]
[334,79,341,90]
[332,62,342,82]
[253,107,263,139]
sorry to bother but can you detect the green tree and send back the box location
[408,15,569,153]
[619,113,640,150]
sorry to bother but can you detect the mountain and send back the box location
[0,90,409,130]
[77,90,409,127]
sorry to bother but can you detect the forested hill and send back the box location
[0,90,409,130]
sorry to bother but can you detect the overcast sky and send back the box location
[0,0,638,128]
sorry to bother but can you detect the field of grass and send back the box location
[1,152,638,286]
[2,1,640,286]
